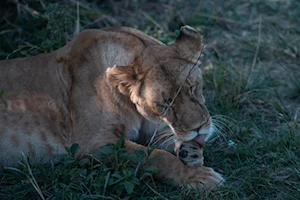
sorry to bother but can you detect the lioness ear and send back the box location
[106,65,137,96]
[175,25,202,59]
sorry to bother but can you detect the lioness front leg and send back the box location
[125,140,224,190]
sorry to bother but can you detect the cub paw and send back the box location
[184,166,224,190]
[179,141,204,166]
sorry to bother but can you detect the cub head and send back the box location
[106,26,212,149]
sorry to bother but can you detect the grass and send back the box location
[1,0,300,199]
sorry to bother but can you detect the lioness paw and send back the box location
[179,141,204,166]
[183,166,224,190]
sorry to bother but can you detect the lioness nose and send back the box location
[190,116,210,133]
[191,125,202,133]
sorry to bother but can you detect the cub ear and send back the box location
[106,65,137,96]
[175,25,202,59]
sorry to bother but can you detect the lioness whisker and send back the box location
[151,130,174,145]
[153,136,175,149]
[210,116,236,142]
[213,117,235,135]
[212,114,237,123]
[210,122,227,141]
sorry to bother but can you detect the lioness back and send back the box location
[0,51,69,166]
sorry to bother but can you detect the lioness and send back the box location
[0,26,223,189]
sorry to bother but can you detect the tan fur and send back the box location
[0,26,223,189]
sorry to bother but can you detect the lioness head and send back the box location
[107,26,212,149]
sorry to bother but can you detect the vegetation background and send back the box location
[0,0,299,199]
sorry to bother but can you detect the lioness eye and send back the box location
[156,98,174,109]
[158,99,178,122]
